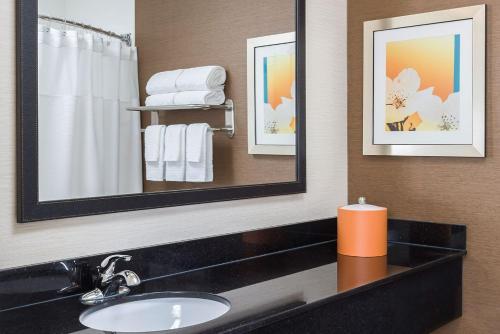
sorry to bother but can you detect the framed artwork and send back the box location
[247,32,296,155]
[363,5,485,157]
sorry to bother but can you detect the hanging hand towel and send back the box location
[186,123,213,182]
[164,124,187,182]
[144,125,166,181]
[146,69,184,95]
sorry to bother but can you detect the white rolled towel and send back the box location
[146,91,226,106]
[146,69,183,96]
[146,66,226,95]
[174,90,225,105]
[176,66,226,92]
[145,93,176,106]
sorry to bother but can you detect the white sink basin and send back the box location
[79,292,231,333]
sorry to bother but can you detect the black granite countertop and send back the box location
[0,239,465,334]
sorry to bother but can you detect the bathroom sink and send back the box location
[79,292,231,333]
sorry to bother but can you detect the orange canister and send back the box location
[337,197,387,257]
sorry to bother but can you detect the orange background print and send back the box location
[386,35,456,101]
[264,54,295,110]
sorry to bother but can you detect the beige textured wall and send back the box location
[0,0,347,270]
[347,0,500,332]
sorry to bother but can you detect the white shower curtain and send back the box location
[38,26,143,201]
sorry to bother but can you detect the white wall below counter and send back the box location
[0,0,347,269]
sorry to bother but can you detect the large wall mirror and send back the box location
[17,0,306,222]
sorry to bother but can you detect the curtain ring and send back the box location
[62,18,67,35]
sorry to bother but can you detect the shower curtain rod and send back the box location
[38,15,132,46]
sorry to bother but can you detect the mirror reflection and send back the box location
[37,0,297,202]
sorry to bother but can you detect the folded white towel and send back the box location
[174,90,225,105]
[145,93,176,106]
[144,125,166,181]
[146,69,183,96]
[145,66,226,95]
[164,124,187,182]
[186,123,213,182]
[146,91,225,107]
[176,66,226,92]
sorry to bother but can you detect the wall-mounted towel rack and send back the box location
[127,99,235,138]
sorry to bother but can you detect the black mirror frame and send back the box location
[16,0,306,223]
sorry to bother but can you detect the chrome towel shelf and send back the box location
[127,100,235,138]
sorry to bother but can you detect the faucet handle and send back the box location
[98,255,132,283]
[100,254,131,269]
[113,270,141,287]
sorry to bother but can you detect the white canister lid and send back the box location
[340,197,386,211]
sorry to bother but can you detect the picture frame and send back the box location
[363,5,486,157]
[247,32,296,155]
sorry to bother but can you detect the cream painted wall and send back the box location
[38,0,136,44]
[0,0,347,270]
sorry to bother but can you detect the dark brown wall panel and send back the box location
[136,0,296,192]
[348,0,500,332]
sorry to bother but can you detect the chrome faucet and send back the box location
[80,254,141,305]
[99,254,132,283]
